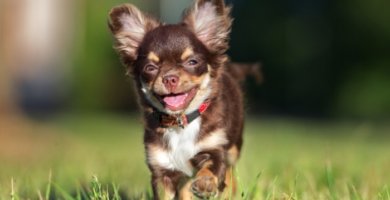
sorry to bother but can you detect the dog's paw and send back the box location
[191,176,218,199]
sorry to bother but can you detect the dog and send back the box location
[108,0,245,199]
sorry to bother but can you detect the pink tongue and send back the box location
[163,93,188,108]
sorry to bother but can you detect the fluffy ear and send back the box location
[183,0,232,54]
[108,4,160,64]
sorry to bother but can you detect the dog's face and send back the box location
[135,25,213,114]
[109,0,232,114]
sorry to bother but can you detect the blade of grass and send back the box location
[10,178,14,200]
[74,181,89,200]
[90,175,103,200]
[326,163,337,200]
[112,183,121,200]
[235,167,246,199]
[37,190,44,200]
[378,184,390,200]
[10,177,19,200]
[104,185,111,200]
[247,172,262,200]
[76,188,82,200]
[265,176,278,200]
[53,183,77,200]
[348,182,362,200]
[45,170,52,200]
[289,173,300,200]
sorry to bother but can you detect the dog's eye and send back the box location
[187,59,198,66]
[144,64,158,73]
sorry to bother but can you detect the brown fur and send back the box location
[108,0,244,199]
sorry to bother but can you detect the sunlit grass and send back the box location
[1,115,390,199]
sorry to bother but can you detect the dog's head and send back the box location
[108,0,232,114]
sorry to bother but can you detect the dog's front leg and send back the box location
[190,149,227,199]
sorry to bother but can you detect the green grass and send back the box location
[1,115,390,199]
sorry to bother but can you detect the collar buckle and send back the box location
[176,116,184,128]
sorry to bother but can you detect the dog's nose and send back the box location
[162,75,179,91]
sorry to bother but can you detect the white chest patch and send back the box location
[147,119,228,176]
[156,118,201,176]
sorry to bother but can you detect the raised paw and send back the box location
[191,176,218,199]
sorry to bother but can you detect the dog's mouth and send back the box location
[156,87,198,111]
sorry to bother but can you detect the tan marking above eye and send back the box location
[189,72,207,84]
[147,51,160,63]
[181,48,194,61]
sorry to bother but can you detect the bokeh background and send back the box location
[1,0,389,119]
[0,0,390,198]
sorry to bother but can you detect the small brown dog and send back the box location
[108,0,244,199]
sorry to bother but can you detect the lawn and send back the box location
[1,115,389,199]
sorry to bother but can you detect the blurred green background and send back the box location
[1,0,389,119]
[0,0,390,198]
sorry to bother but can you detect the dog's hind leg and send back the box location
[151,174,178,200]
[220,166,237,199]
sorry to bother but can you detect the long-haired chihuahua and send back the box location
[108,0,245,199]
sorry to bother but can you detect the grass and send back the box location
[1,114,390,199]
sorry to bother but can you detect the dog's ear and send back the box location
[108,4,160,66]
[183,0,232,55]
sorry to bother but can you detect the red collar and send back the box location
[159,101,210,128]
